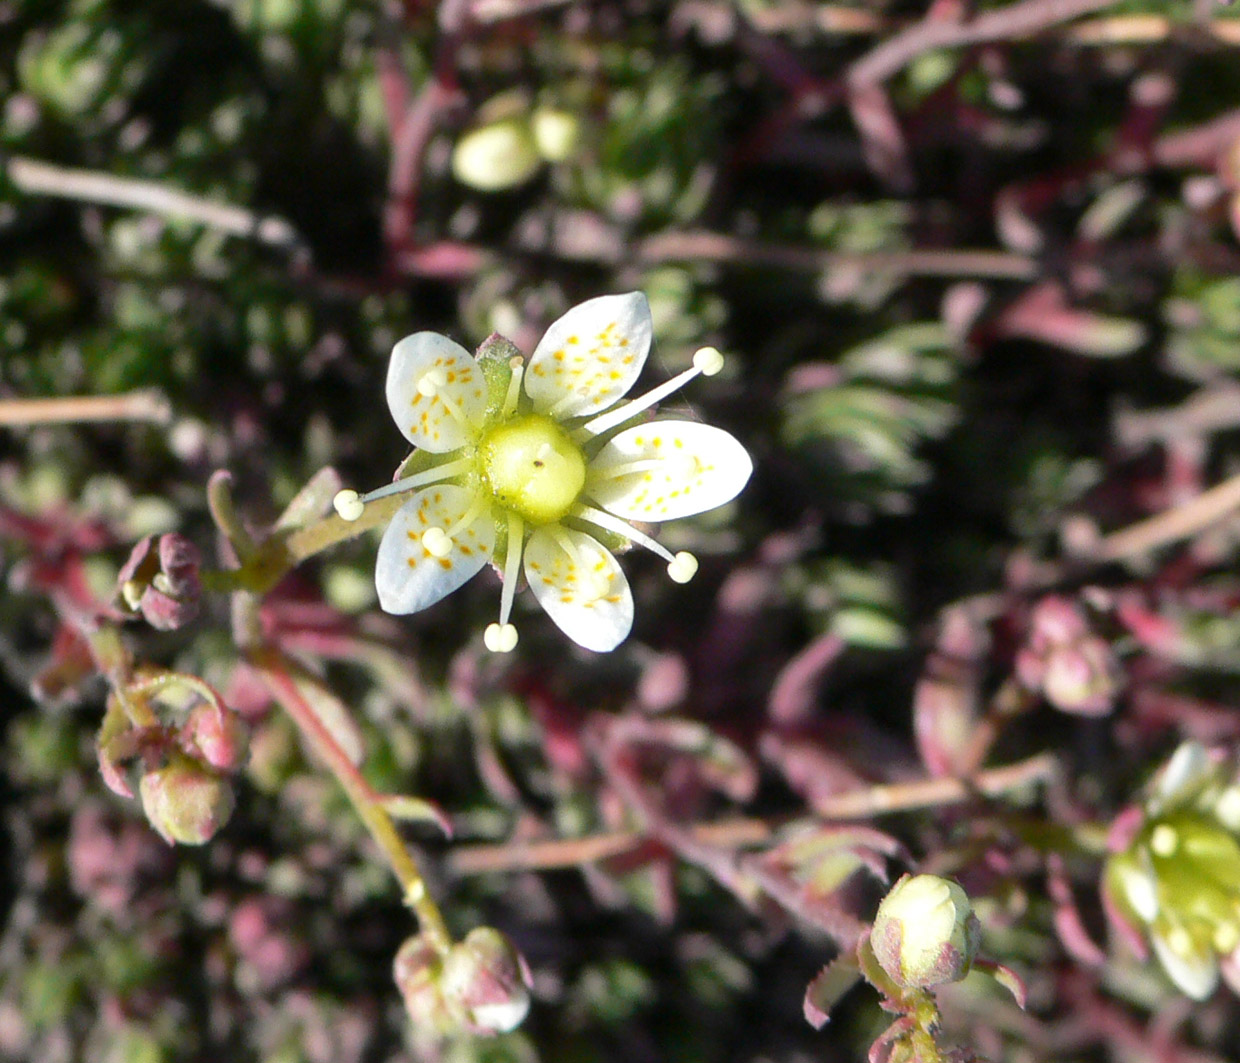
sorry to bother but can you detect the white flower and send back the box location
[333,292,752,653]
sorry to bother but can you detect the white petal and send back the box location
[1150,741,1211,814]
[523,528,633,651]
[375,486,495,614]
[1112,856,1160,923]
[387,332,489,452]
[524,293,652,419]
[1151,923,1219,1000]
[587,420,752,522]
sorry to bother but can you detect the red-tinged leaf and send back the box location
[972,959,1026,1009]
[995,282,1145,358]
[99,748,135,799]
[379,795,453,838]
[759,730,868,811]
[914,606,987,778]
[768,631,845,726]
[97,695,136,798]
[31,623,97,705]
[274,467,344,531]
[294,671,364,766]
[804,954,862,1029]
[620,716,757,803]
[1047,854,1106,967]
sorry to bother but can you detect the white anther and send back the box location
[1151,824,1178,857]
[417,367,449,396]
[422,527,453,558]
[333,489,365,522]
[484,622,519,653]
[693,346,725,376]
[1169,926,1194,957]
[667,551,699,584]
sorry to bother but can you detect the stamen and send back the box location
[421,527,453,557]
[548,391,583,421]
[575,505,673,561]
[575,505,699,583]
[333,489,365,521]
[420,493,490,559]
[443,494,489,541]
[485,512,524,653]
[580,347,727,438]
[588,458,667,482]
[501,356,525,419]
[693,346,725,376]
[418,368,448,396]
[338,457,474,518]
[484,622,519,653]
[416,366,481,437]
[667,552,698,583]
[551,526,610,601]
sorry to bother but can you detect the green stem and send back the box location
[251,648,452,953]
[82,623,160,729]
[201,493,405,596]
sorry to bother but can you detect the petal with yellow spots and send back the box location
[386,332,489,453]
[523,528,633,652]
[375,485,495,614]
[587,421,752,522]
[524,292,652,420]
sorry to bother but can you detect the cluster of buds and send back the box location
[1104,741,1240,999]
[451,91,581,192]
[394,927,532,1038]
[98,671,247,847]
[116,533,202,630]
[1015,596,1120,716]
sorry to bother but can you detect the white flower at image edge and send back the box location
[333,293,752,653]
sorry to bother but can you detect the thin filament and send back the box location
[574,505,675,564]
[356,457,473,506]
[579,365,702,438]
[498,512,524,627]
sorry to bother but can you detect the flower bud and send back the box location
[870,874,981,989]
[139,755,234,845]
[393,933,452,1033]
[531,106,581,163]
[441,927,532,1035]
[452,118,542,192]
[1015,596,1119,716]
[116,534,202,631]
[181,702,248,773]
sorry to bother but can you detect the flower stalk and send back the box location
[251,648,452,954]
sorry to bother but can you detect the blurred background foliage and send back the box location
[7,0,1240,1060]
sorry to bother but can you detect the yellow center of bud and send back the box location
[480,414,586,526]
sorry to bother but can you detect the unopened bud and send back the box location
[116,534,202,631]
[393,933,452,1033]
[182,703,248,773]
[870,874,981,989]
[531,107,581,163]
[441,927,532,1036]
[452,118,542,192]
[139,755,234,845]
[1015,596,1119,716]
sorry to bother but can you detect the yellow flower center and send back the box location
[480,414,586,525]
